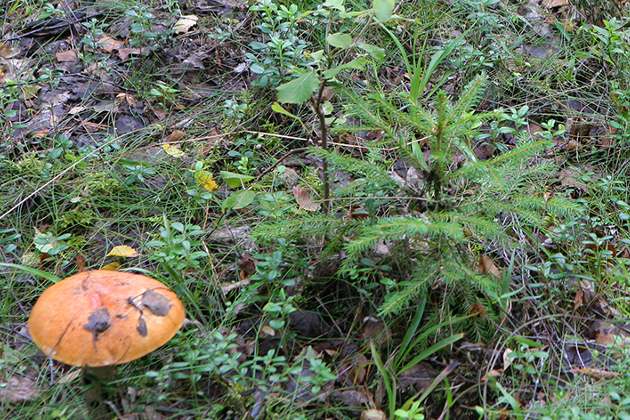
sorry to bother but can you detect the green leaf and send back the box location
[220,171,255,188]
[323,0,345,11]
[223,190,256,211]
[0,263,62,283]
[327,32,353,49]
[276,71,320,104]
[356,42,385,61]
[271,102,300,120]
[373,0,395,22]
[322,58,369,79]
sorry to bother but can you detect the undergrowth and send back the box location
[2,0,630,419]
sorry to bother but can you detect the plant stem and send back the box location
[311,80,331,214]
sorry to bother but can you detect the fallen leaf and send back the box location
[479,254,501,279]
[76,253,87,272]
[21,251,39,267]
[332,389,371,407]
[574,288,584,311]
[0,376,40,402]
[174,15,199,34]
[543,0,569,7]
[360,409,386,420]
[238,252,258,280]
[97,36,124,52]
[397,362,437,392]
[293,186,320,211]
[55,49,78,63]
[101,261,121,270]
[163,143,185,157]
[570,367,620,381]
[197,171,218,191]
[468,302,487,319]
[338,353,369,386]
[167,129,186,142]
[503,348,516,370]
[107,245,139,258]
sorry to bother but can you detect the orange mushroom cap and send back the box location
[28,270,185,367]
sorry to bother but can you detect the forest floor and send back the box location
[2,0,630,419]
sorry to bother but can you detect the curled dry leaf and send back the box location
[360,409,386,420]
[479,254,501,279]
[293,186,320,211]
[174,15,199,34]
[503,347,516,370]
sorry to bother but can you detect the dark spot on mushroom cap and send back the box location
[141,289,172,316]
[83,308,111,344]
[137,316,148,337]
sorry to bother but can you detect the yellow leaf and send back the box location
[197,171,218,191]
[163,143,185,157]
[101,262,121,271]
[20,251,39,267]
[107,245,139,258]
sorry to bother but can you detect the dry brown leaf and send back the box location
[0,376,40,403]
[573,288,584,311]
[238,252,258,280]
[55,49,78,63]
[167,129,186,142]
[76,253,87,272]
[543,0,569,7]
[570,367,620,381]
[479,255,501,279]
[293,186,321,211]
[338,353,369,386]
[97,36,124,52]
[468,302,487,319]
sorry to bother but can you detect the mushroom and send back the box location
[28,270,185,417]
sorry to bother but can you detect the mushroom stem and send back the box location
[82,365,117,419]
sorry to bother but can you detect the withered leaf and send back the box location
[137,316,148,337]
[142,289,172,316]
[83,308,111,337]
[293,186,321,211]
[0,376,40,403]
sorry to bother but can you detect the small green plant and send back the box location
[222,99,248,120]
[146,217,208,272]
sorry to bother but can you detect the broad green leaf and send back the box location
[356,42,385,61]
[223,190,256,211]
[322,58,369,79]
[327,32,353,49]
[373,0,395,22]
[220,171,255,188]
[323,0,345,11]
[272,102,300,120]
[276,71,319,104]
